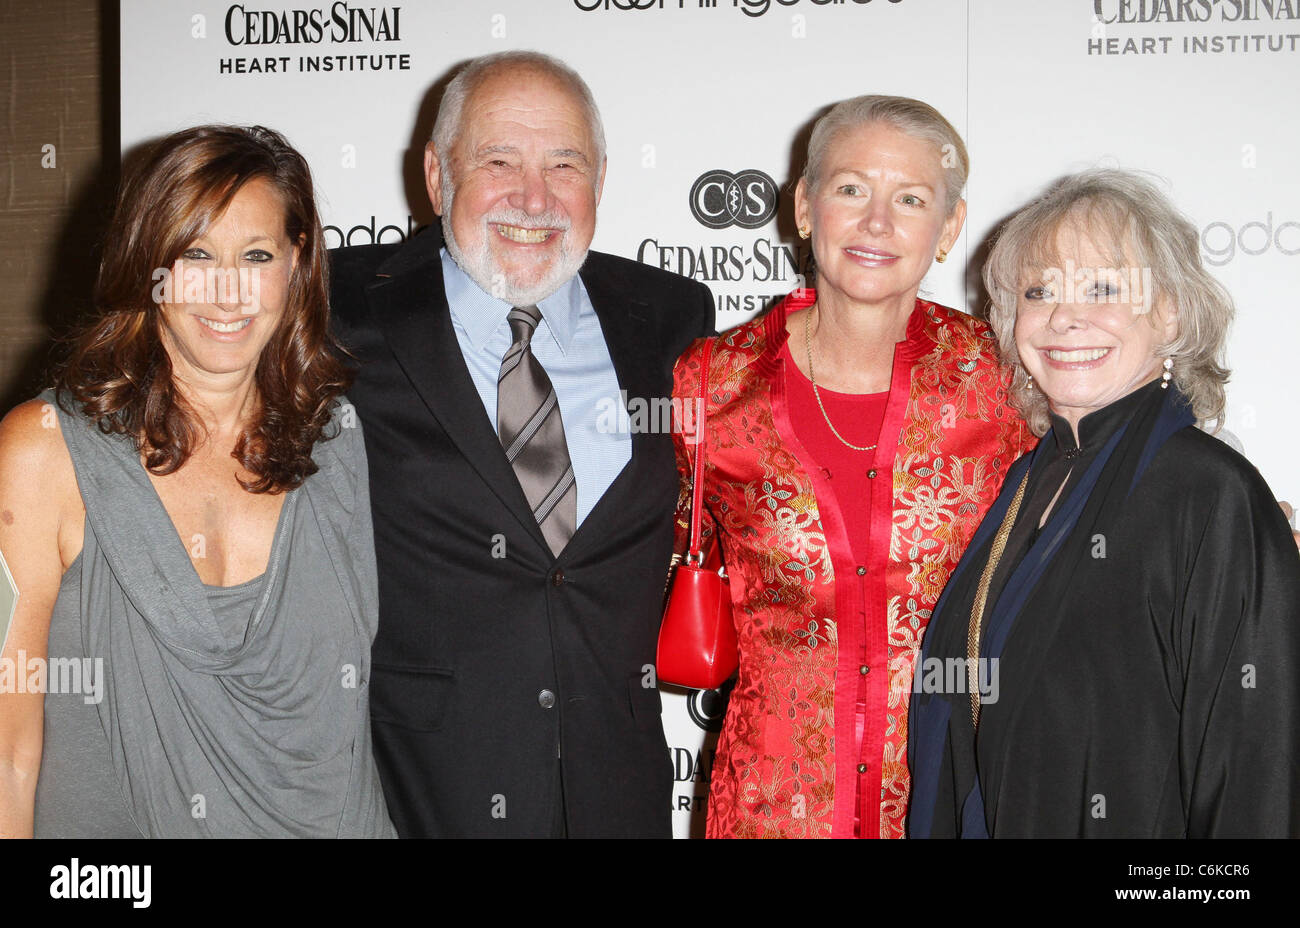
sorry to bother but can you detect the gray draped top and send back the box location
[33,389,396,838]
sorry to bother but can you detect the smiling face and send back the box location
[795,122,965,313]
[156,176,297,386]
[426,67,605,306]
[1014,220,1178,429]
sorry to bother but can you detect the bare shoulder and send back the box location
[0,398,86,704]
[0,398,83,556]
[0,398,77,492]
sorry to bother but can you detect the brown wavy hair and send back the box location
[53,124,351,493]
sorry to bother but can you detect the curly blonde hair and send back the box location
[982,168,1232,436]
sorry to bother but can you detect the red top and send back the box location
[780,341,890,837]
[778,341,888,562]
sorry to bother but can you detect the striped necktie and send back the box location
[497,305,576,557]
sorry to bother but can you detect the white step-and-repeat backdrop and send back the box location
[120,0,1299,837]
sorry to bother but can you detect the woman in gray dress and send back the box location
[0,125,395,837]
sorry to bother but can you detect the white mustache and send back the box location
[484,210,571,232]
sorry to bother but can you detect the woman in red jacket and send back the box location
[672,95,1030,838]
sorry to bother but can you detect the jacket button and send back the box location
[857,763,868,774]
[551,569,565,587]
[859,665,870,675]
[538,689,556,709]
[856,566,866,576]
[867,469,877,478]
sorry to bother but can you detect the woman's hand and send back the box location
[1280,500,1300,550]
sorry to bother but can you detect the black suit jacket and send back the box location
[329,226,714,837]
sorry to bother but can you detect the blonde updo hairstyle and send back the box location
[802,94,969,215]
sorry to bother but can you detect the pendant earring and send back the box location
[1161,357,1173,389]
[935,249,948,264]
[798,225,810,240]
[1025,373,1034,391]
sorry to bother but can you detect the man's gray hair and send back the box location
[802,95,969,216]
[431,51,607,178]
[982,168,1233,435]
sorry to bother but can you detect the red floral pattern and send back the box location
[672,291,1030,838]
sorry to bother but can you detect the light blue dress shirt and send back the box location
[441,248,632,528]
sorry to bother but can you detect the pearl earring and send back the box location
[1160,357,1173,389]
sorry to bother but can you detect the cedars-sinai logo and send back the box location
[689,169,779,230]
[686,679,733,732]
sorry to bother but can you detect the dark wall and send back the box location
[0,0,119,412]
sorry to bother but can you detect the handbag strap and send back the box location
[686,339,713,560]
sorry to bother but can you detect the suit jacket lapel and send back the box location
[565,260,658,555]
[364,231,550,551]
[581,258,655,404]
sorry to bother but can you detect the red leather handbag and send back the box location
[656,339,738,690]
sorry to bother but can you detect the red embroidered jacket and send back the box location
[671,290,1031,838]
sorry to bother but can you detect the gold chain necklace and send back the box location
[804,306,879,452]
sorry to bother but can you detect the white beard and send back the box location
[440,174,590,307]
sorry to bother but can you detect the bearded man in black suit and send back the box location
[329,50,714,837]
